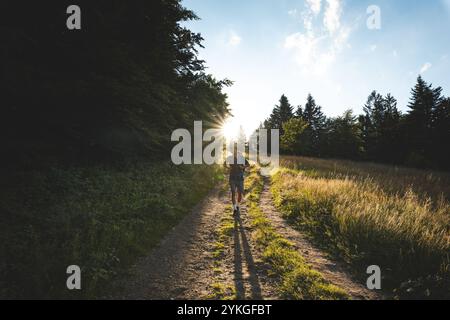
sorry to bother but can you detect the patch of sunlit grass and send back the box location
[272,158,450,299]
[245,166,348,300]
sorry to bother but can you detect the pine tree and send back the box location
[278,95,295,128]
[265,94,294,135]
[380,94,402,163]
[295,105,304,119]
[430,97,450,168]
[407,76,435,131]
[360,91,402,163]
[1,0,232,163]
[325,110,363,159]
[404,76,444,166]
[360,91,383,159]
[302,94,326,131]
[299,94,326,156]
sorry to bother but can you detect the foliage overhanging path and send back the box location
[259,176,381,300]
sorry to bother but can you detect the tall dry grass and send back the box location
[281,156,450,204]
[272,157,450,299]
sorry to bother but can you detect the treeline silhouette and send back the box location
[0,1,231,299]
[1,0,230,168]
[264,76,450,170]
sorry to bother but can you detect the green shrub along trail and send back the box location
[0,162,222,299]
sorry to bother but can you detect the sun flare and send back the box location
[221,118,241,141]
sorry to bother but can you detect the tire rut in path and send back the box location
[259,177,381,300]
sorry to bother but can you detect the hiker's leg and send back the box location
[230,181,237,205]
[237,180,244,204]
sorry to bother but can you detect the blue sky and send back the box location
[183,0,450,135]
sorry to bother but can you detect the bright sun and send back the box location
[221,118,241,141]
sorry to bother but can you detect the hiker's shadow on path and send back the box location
[233,211,262,300]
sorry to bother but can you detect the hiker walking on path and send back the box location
[225,144,250,215]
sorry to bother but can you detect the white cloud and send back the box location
[307,0,322,16]
[393,50,398,57]
[324,0,342,35]
[284,0,349,75]
[301,0,322,33]
[370,44,377,52]
[333,26,350,47]
[284,27,349,76]
[227,31,242,47]
[420,62,432,74]
[285,33,320,67]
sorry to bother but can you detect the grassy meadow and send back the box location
[245,167,348,300]
[271,156,450,299]
[0,162,222,299]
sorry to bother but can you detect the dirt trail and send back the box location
[110,185,277,300]
[214,204,279,300]
[259,177,381,300]
[110,176,381,300]
[110,187,227,299]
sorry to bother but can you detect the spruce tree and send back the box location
[302,94,326,131]
[278,95,294,128]
[265,95,294,135]
[360,91,402,163]
[295,105,304,119]
[430,97,450,168]
[404,76,444,166]
[299,94,326,156]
